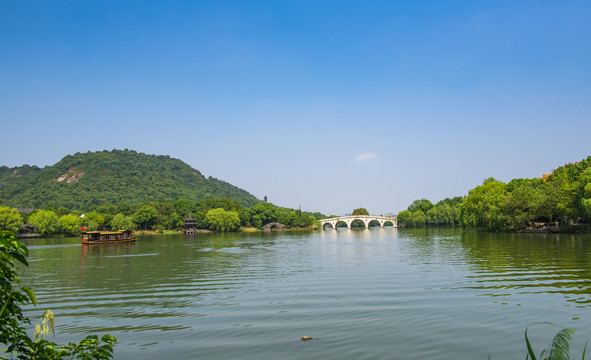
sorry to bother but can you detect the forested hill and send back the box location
[0,150,260,209]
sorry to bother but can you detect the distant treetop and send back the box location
[352,208,370,216]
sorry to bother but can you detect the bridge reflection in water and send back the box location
[320,215,397,230]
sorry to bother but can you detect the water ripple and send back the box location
[18,230,591,360]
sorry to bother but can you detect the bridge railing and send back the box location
[322,215,396,220]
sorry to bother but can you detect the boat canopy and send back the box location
[82,230,132,235]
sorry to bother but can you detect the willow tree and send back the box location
[206,208,241,231]
[580,168,591,219]
[28,210,59,236]
[0,206,23,233]
[110,213,135,231]
[461,178,509,231]
[58,214,82,236]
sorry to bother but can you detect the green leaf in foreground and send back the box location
[525,322,585,360]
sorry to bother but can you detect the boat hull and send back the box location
[81,238,137,245]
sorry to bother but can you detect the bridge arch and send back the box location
[262,222,287,231]
[335,220,348,229]
[320,215,397,230]
[350,219,367,228]
[368,219,381,228]
[383,220,396,227]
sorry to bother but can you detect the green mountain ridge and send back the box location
[0,149,260,209]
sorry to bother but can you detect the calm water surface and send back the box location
[19,229,591,359]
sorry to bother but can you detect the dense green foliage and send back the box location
[398,197,462,228]
[109,214,135,232]
[0,230,116,359]
[398,156,591,231]
[351,208,369,216]
[0,197,322,234]
[0,149,259,210]
[407,199,434,214]
[28,210,59,237]
[0,206,23,233]
[462,178,508,231]
[462,157,591,230]
[206,208,241,231]
[58,214,82,236]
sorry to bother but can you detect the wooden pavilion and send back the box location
[184,214,197,234]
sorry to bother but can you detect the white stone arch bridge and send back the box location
[320,215,397,230]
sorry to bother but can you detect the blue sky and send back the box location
[1,0,590,215]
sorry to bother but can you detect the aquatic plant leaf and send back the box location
[22,286,36,306]
[34,324,41,341]
[548,328,575,360]
[527,323,577,360]
[0,291,13,318]
[525,325,538,360]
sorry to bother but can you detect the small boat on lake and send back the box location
[81,230,137,245]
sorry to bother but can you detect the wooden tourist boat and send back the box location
[81,230,137,245]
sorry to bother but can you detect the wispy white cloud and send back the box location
[354,152,378,162]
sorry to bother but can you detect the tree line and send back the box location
[397,156,591,231]
[0,198,324,236]
[397,197,462,228]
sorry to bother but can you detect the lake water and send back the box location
[19,228,591,359]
